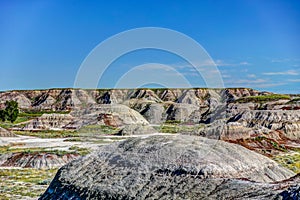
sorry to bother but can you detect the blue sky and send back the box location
[0,0,299,93]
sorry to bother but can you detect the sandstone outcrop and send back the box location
[40,135,295,199]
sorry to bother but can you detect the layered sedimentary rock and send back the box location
[1,88,298,198]
[198,110,300,140]
[0,152,79,169]
[23,113,76,131]
[227,110,300,140]
[0,88,261,111]
[70,104,149,128]
[0,127,16,137]
[21,104,150,131]
[40,135,296,200]
[1,88,300,147]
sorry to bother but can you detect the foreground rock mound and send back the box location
[41,135,295,199]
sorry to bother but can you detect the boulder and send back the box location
[40,135,295,199]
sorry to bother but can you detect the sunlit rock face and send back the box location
[0,88,261,111]
[2,88,300,142]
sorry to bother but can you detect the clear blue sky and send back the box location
[0,0,299,93]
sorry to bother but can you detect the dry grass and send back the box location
[0,168,57,199]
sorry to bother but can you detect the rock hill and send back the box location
[2,87,300,152]
[1,88,300,199]
[2,88,298,128]
[0,152,79,169]
[0,88,261,111]
[40,135,297,200]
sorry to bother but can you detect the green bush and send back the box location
[0,110,6,122]
[5,101,19,123]
[0,101,19,123]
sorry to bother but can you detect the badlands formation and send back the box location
[0,88,299,199]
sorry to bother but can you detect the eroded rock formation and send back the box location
[0,88,261,111]
[0,127,16,137]
[40,135,297,200]
[23,113,76,131]
[0,152,79,169]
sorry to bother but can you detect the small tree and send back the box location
[4,100,19,123]
[0,110,6,122]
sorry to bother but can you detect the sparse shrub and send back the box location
[287,97,300,104]
[235,94,290,103]
[165,120,182,124]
